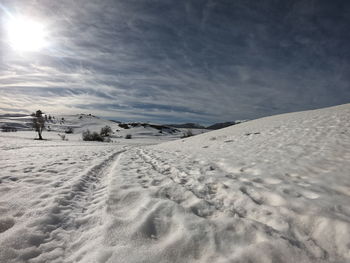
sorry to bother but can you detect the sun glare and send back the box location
[5,16,48,52]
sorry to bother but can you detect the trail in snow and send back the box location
[84,148,328,263]
[0,141,126,263]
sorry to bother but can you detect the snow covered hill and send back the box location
[0,113,207,142]
[0,104,349,263]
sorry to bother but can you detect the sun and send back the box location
[5,16,48,52]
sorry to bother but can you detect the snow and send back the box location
[1,104,350,263]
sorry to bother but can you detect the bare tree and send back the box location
[100,125,112,137]
[32,110,45,140]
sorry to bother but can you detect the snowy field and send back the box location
[0,104,350,263]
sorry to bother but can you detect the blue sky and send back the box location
[0,0,349,124]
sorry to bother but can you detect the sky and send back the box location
[0,0,349,124]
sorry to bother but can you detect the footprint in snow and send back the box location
[239,186,264,205]
[0,217,15,233]
[282,188,302,198]
[180,178,187,185]
[23,168,33,173]
[225,174,238,180]
[9,177,19,182]
[252,178,264,183]
[151,179,162,186]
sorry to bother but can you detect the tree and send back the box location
[32,110,45,140]
[100,125,112,137]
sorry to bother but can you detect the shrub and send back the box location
[1,126,17,132]
[181,129,193,138]
[82,129,104,142]
[82,130,91,141]
[100,125,112,137]
[65,127,74,134]
[91,132,104,141]
[119,123,129,129]
[125,134,132,139]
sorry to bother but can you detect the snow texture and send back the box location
[0,104,350,263]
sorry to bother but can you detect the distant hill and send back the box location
[207,120,248,130]
[207,121,236,130]
[168,123,206,129]
[0,113,28,118]
[168,121,248,130]
[0,114,33,131]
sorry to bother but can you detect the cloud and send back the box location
[1,0,349,124]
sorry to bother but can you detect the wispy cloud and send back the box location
[1,0,349,124]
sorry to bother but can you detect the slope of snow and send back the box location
[150,103,350,262]
[0,104,349,263]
